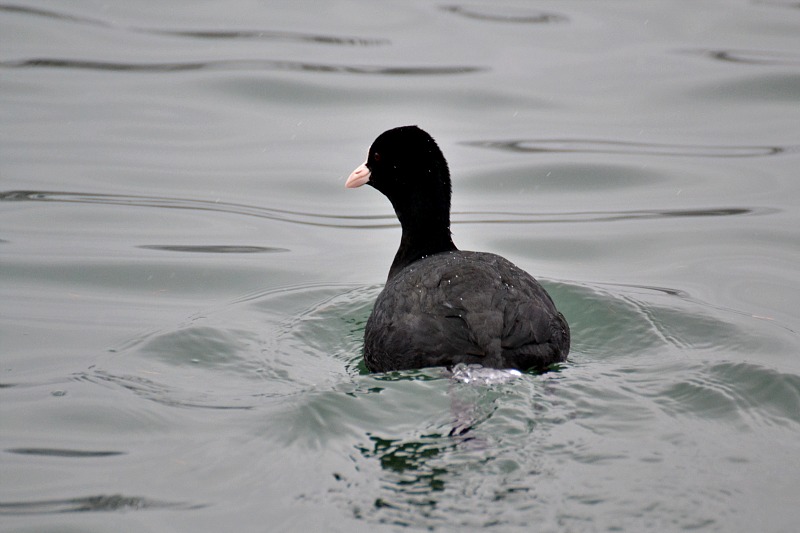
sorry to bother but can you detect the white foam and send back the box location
[447,363,523,385]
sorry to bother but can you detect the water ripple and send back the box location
[0,190,776,229]
[647,361,800,427]
[329,279,800,527]
[76,370,256,411]
[0,189,383,229]
[91,283,372,411]
[138,244,289,254]
[595,281,797,336]
[0,57,484,76]
[464,139,790,158]
[441,4,568,23]
[5,448,124,458]
[142,28,388,46]
[450,207,778,225]
[0,4,387,46]
[684,48,800,66]
[0,494,203,515]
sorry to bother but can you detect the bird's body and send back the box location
[364,250,569,372]
[347,126,569,372]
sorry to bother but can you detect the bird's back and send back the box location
[364,250,570,372]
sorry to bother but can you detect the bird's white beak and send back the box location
[345,161,371,188]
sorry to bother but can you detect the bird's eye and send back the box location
[373,152,381,162]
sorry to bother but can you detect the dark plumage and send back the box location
[346,126,569,373]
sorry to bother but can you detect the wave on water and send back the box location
[0,190,776,229]
[0,3,388,46]
[0,494,203,515]
[0,4,485,77]
[5,448,124,457]
[464,138,792,158]
[440,4,568,24]
[137,244,289,254]
[0,57,485,76]
[682,48,800,66]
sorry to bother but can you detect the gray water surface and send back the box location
[2,1,800,531]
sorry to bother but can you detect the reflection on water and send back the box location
[357,433,451,497]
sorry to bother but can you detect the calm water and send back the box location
[2,1,800,531]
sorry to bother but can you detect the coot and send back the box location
[346,126,569,373]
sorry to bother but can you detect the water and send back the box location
[2,1,799,531]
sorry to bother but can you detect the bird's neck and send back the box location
[388,220,457,280]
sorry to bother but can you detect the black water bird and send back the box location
[346,126,569,373]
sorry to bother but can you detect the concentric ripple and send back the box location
[66,273,800,529]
